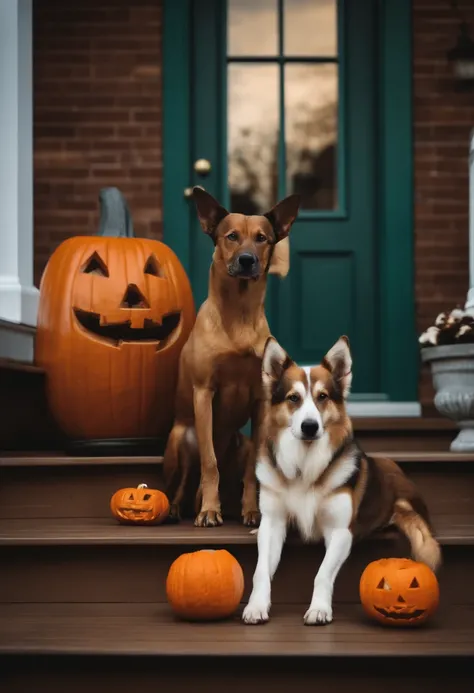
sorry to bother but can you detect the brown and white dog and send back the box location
[243,335,441,625]
[163,188,300,528]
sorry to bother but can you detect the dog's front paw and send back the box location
[303,600,333,626]
[242,601,270,625]
[242,510,261,527]
[194,510,223,527]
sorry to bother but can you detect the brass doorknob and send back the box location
[194,158,212,175]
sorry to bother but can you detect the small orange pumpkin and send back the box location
[110,483,170,525]
[359,558,439,627]
[166,549,244,621]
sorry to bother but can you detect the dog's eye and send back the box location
[255,233,267,243]
[287,393,300,403]
[317,392,328,401]
[226,231,238,242]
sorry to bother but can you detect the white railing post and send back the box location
[0,0,38,326]
[465,129,474,316]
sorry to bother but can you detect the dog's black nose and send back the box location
[301,419,319,439]
[238,253,257,270]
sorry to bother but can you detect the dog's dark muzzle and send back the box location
[229,252,260,279]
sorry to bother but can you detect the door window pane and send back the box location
[228,64,279,213]
[228,0,278,57]
[284,0,337,56]
[285,63,338,210]
[227,0,340,212]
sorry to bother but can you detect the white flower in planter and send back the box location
[419,326,439,346]
[420,306,474,348]
[434,312,448,327]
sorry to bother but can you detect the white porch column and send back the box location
[466,129,474,316]
[0,0,38,326]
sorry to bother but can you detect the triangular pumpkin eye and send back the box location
[143,494,151,501]
[376,578,391,590]
[409,578,420,588]
[144,255,162,277]
[128,494,134,501]
[82,252,109,277]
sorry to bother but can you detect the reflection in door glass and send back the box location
[227,0,340,212]
[228,0,278,57]
[228,64,279,214]
[285,64,338,210]
[284,0,337,56]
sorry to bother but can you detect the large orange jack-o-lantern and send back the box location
[35,188,195,445]
[359,558,440,627]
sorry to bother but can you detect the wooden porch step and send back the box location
[0,602,472,657]
[0,516,473,546]
[0,454,164,467]
[1,450,474,466]
[1,452,473,523]
[0,415,459,457]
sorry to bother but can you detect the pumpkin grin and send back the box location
[73,307,181,346]
[119,508,153,518]
[374,607,426,620]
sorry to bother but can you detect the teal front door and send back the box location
[163,0,418,406]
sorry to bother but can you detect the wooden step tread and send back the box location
[2,451,474,467]
[0,357,43,375]
[352,417,457,431]
[0,516,473,546]
[0,602,471,657]
[0,454,164,467]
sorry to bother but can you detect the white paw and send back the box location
[303,601,333,626]
[242,601,270,625]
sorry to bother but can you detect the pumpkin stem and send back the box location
[137,483,148,489]
[98,187,134,238]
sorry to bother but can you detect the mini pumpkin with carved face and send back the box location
[110,483,170,525]
[359,558,440,627]
[35,188,195,442]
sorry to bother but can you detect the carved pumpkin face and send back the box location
[35,189,195,442]
[71,240,184,350]
[110,484,170,525]
[359,558,439,627]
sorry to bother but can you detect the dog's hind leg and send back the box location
[163,424,196,522]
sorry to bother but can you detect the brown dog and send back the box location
[163,187,300,527]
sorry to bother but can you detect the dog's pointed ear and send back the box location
[192,187,229,240]
[322,336,352,399]
[262,336,292,385]
[264,194,301,242]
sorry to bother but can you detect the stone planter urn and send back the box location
[421,343,474,452]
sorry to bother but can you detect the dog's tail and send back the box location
[392,498,442,573]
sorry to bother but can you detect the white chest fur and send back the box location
[256,431,356,541]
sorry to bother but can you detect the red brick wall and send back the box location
[33,0,162,287]
[413,0,474,410]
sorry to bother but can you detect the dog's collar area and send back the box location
[327,434,356,468]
